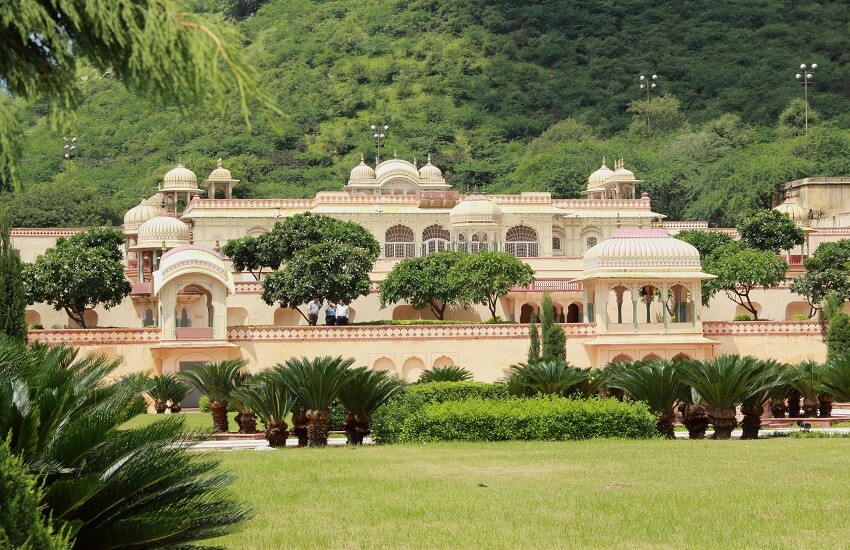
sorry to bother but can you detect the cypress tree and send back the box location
[0,212,26,342]
[528,314,541,363]
[540,291,566,361]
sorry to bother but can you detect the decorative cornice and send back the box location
[28,328,161,345]
[702,320,825,336]
[11,228,90,237]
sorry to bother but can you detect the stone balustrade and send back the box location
[28,328,161,345]
[702,320,824,336]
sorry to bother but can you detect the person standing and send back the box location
[307,296,321,326]
[335,299,349,326]
[325,299,337,326]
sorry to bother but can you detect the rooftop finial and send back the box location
[393,149,397,159]
[601,156,606,166]
[359,153,365,164]
[216,158,223,168]
[428,153,433,164]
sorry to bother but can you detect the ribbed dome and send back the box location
[161,163,198,191]
[349,154,376,181]
[206,158,233,181]
[773,199,808,224]
[449,195,502,226]
[145,193,165,208]
[132,215,191,250]
[612,159,636,181]
[153,244,235,297]
[159,245,226,275]
[587,159,614,189]
[123,199,160,232]
[419,154,443,180]
[375,158,419,180]
[584,229,701,271]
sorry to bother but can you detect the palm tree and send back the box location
[678,387,710,439]
[505,360,590,396]
[339,367,406,444]
[178,359,246,432]
[609,360,685,438]
[146,374,190,413]
[739,359,785,439]
[231,375,296,447]
[677,355,776,440]
[168,381,191,413]
[0,338,251,547]
[272,356,358,446]
[418,365,473,383]
[788,361,824,418]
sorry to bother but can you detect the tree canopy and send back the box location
[447,251,535,320]
[790,239,850,316]
[24,227,131,327]
[378,251,465,320]
[737,209,805,253]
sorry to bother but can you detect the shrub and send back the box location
[733,314,752,321]
[398,396,657,443]
[0,439,70,549]
[418,365,473,383]
[198,394,211,413]
[372,382,509,444]
[827,312,850,359]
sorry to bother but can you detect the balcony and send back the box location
[175,327,214,340]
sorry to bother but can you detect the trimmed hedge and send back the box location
[407,381,510,402]
[397,396,657,443]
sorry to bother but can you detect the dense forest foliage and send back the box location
[5,0,850,227]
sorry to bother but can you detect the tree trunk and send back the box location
[769,399,787,418]
[264,421,289,448]
[788,391,802,417]
[209,400,229,432]
[682,403,709,439]
[154,400,167,414]
[802,397,819,418]
[291,408,309,447]
[709,407,737,440]
[343,412,371,445]
[169,402,183,413]
[740,402,764,440]
[818,394,835,418]
[306,409,331,447]
[656,411,675,439]
[239,411,258,434]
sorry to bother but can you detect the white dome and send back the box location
[161,163,198,191]
[419,154,444,180]
[587,160,614,189]
[773,199,808,224]
[612,159,636,181]
[206,158,233,181]
[123,200,160,234]
[375,158,419,181]
[449,195,502,226]
[145,193,165,208]
[132,215,191,250]
[583,229,701,272]
[349,154,376,181]
[154,245,234,296]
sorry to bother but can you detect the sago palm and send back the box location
[146,373,190,414]
[505,360,590,396]
[418,365,473,383]
[609,360,685,438]
[231,374,296,447]
[738,359,785,439]
[819,352,850,403]
[0,338,251,547]
[178,358,246,432]
[338,367,406,445]
[272,356,358,446]
[787,361,824,418]
[676,355,776,440]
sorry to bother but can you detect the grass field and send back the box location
[213,439,850,549]
[121,411,214,431]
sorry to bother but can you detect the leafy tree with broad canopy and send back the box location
[675,229,734,260]
[737,209,805,253]
[790,239,850,317]
[379,251,465,320]
[259,213,379,322]
[701,242,788,320]
[24,227,131,328]
[447,251,534,320]
[221,234,282,281]
[1,0,276,190]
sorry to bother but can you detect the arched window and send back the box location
[422,224,450,255]
[586,236,598,249]
[456,233,467,253]
[470,232,489,253]
[385,225,415,258]
[552,236,562,251]
[505,225,538,257]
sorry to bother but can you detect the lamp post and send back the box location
[639,74,658,99]
[795,63,817,136]
[63,136,77,172]
[371,124,388,164]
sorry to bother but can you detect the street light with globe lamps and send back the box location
[63,136,77,172]
[639,74,658,99]
[795,63,817,136]
[371,124,388,164]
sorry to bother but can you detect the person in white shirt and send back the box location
[307,297,321,326]
[335,299,350,326]
[325,300,337,326]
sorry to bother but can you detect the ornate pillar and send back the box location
[660,282,669,334]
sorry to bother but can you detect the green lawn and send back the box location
[214,439,850,548]
[121,411,214,431]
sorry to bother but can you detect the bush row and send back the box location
[407,381,510,402]
[396,396,657,443]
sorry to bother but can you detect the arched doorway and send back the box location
[566,303,582,323]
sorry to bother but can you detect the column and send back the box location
[632,296,638,334]
[661,283,669,333]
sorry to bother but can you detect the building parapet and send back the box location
[512,279,583,292]
[702,320,824,336]
[28,328,161,345]
[11,228,89,237]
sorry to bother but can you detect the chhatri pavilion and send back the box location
[17,154,849,389]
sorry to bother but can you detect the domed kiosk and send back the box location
[575,228,718,367]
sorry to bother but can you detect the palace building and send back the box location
[18,155,847,390]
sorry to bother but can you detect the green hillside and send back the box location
[6,0,850,227]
